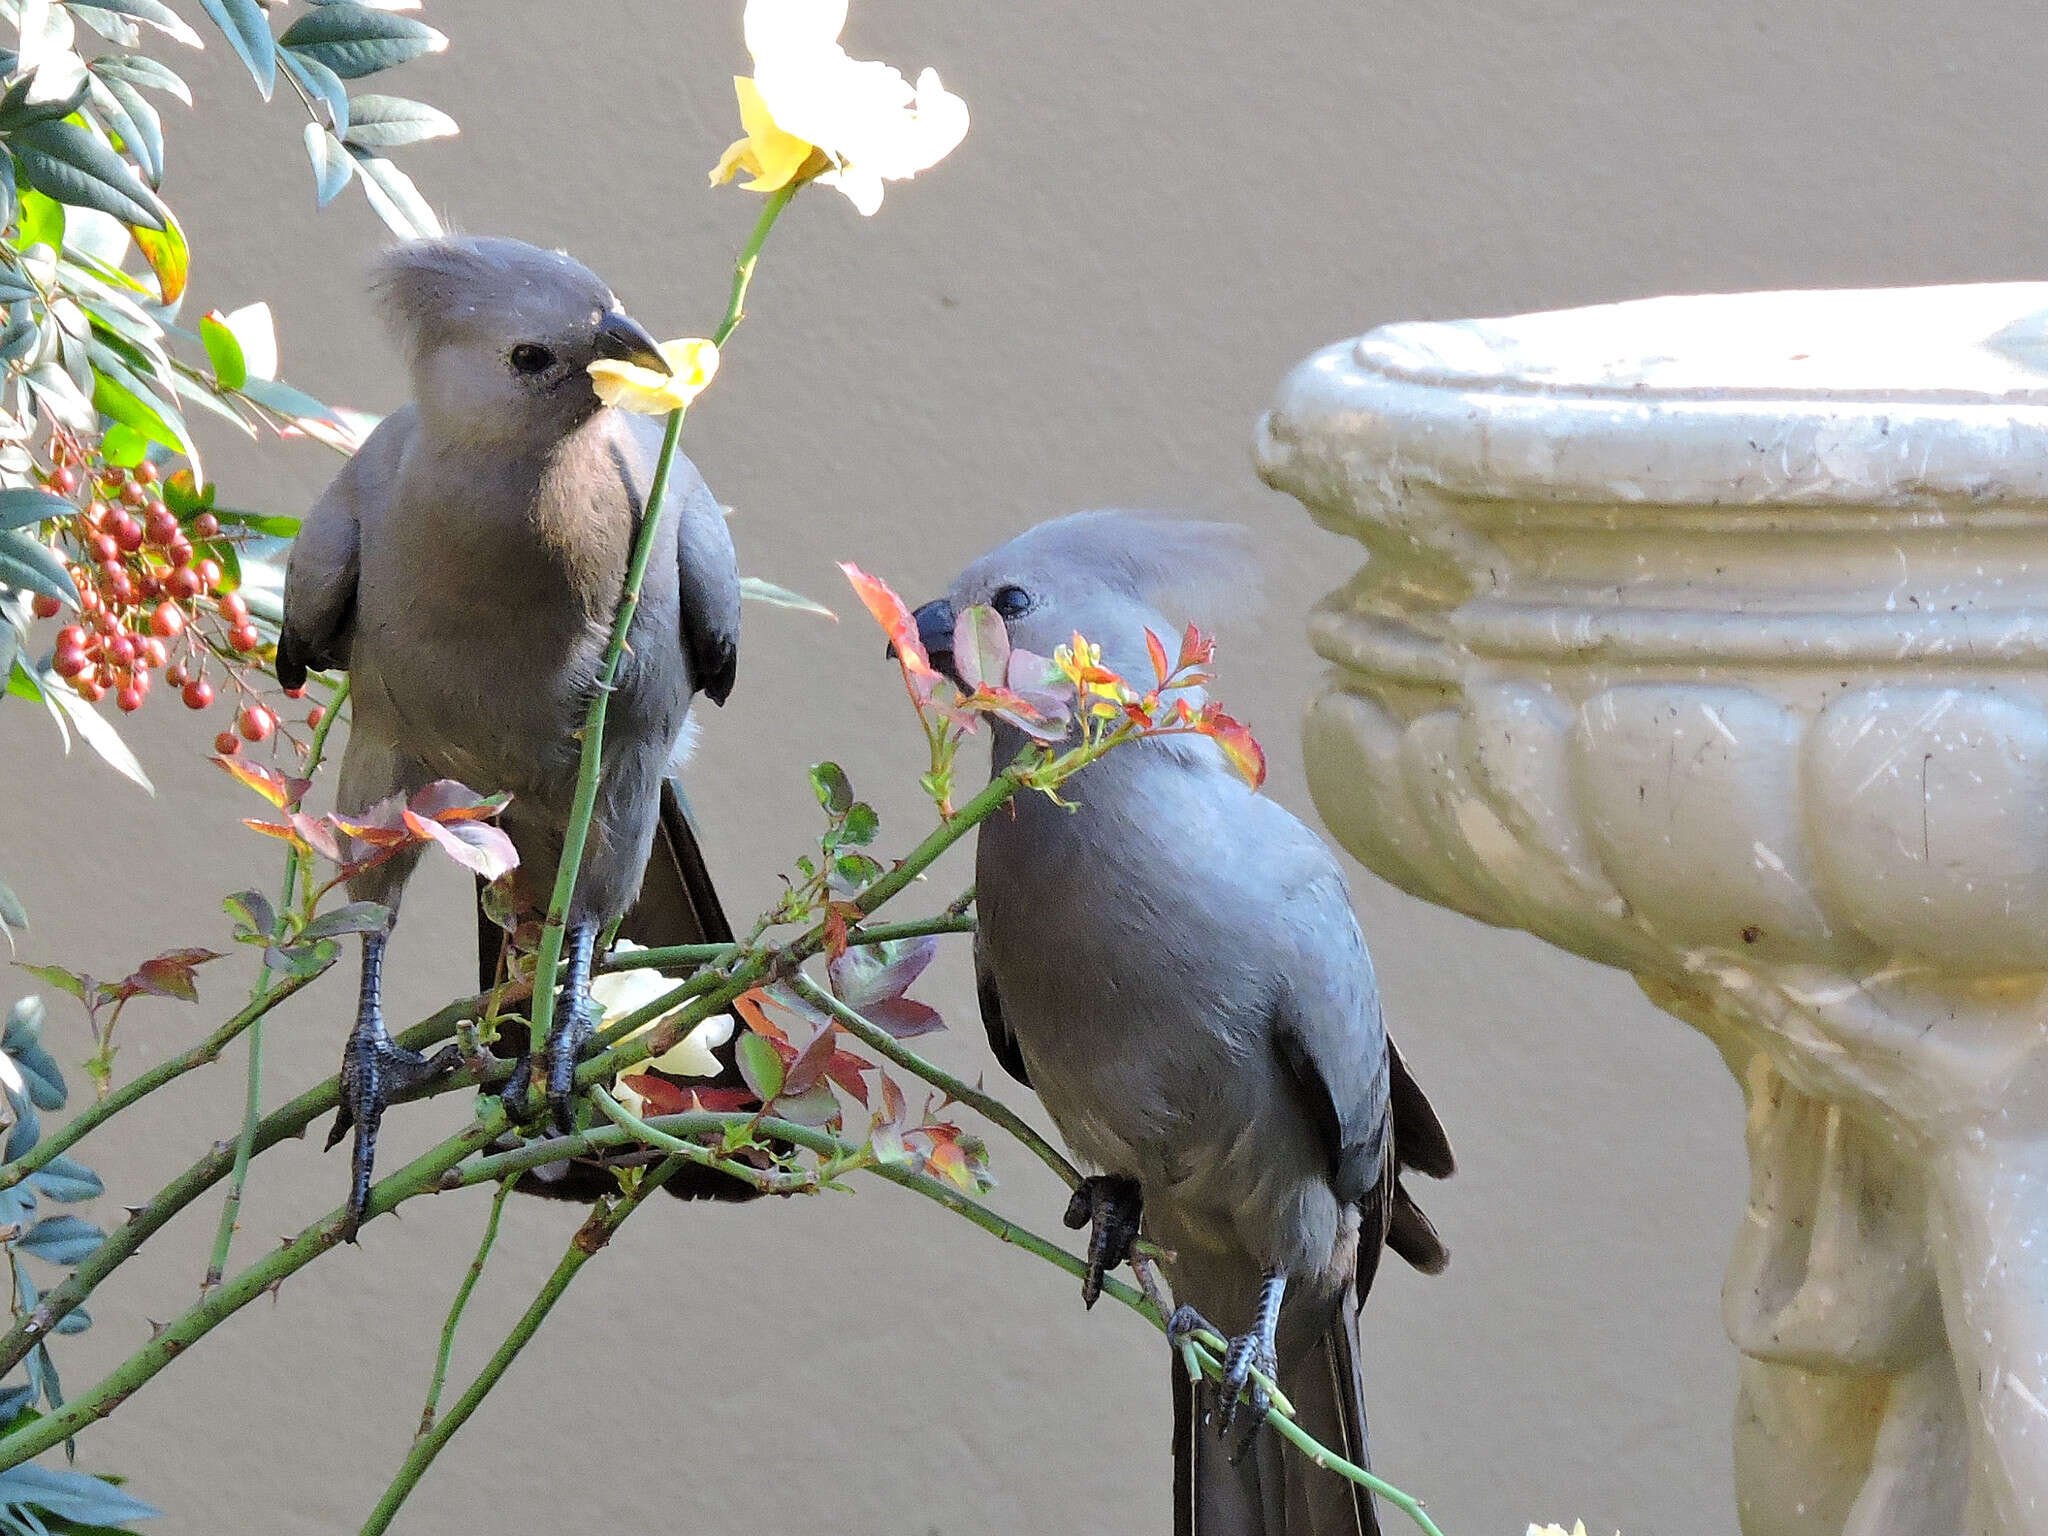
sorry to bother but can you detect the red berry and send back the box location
[139,637,166,669]
[89,533,117,563]
[119,480,146,507]
[93,609,120,636]
[237,704,275,742]
[228,623,260,654]
[133,461,158,486]
[52,647,87,679]
[83,500,108,527]
[30,593,61,619]
[182,678,214,710]
[165,567,202,601]
[214,731,239,756]
[166,660,189,687]
[47,465,78,496]
[192,512,219,539]
[144,507,178,545]
[75,678,105,703]
[306,704,326,729]
[196,559,223,591]
[218,591,248,622]
[148,602,184,639]
[283,685,306,700]
[168,537,194,568]
[116,684,143,713]
[56,625,86,650]
[112,515,144,554]
[107,634,136,666]
[105,570,135,605]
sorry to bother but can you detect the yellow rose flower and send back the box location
[586,337,720,416]
[710,0,968,216]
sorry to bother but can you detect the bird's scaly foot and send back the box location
[499,920,600,1136]
[1063,1173,1144,1309]
[325,932,460,1240]
[1214,1271,1288,1453]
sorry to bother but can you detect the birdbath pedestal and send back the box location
[1256,282,2048,1536]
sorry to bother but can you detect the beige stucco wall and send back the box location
[5,0,2041,1530]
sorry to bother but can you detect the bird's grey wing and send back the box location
[618,414,739,705]
[1271,898,1390,1212]
[974,925,1031,1088]
[276,407,413,690]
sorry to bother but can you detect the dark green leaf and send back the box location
[67,0,203,47]
[342,93,454,148]
[222,888,275,939]
[343,145,436,237]
[0,308,38,366]
[87,73,160,187]
[277,4,446,79]
[27,1157,99,1204]
[4,1101,38,1162]
[809,762,853,815]
[278,46,347,135]
[15,1215,103,1266]
[0,1385,31,1423]
[0,873,23,931]
[3,997,41,1052]
[51,1303,88,1333]
[839,801,878,846]
[0,490,73,535]
[10,1043,65,1111]
[0,1463,159,1525]
[0,532,76,606]
[91,52,191,105]
[0,73,93,134]
[296,901,389,942]
[0,148,17,233]
[197,0,275,99]
[264,938,335,978]
[301,123,350,208]
[7,119,162,229]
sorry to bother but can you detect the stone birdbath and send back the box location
[1256,283,2048,1536]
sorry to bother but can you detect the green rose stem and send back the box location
[786,972,1078,1189]
[360,1154,693,1536]
[205,676,352,1291]
[522,181,798,1109]
[416,1176,513,1437]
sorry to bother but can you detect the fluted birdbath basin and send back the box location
[1256,282,2048,1536]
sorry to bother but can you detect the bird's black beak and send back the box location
[593,310,670,375]
[888,598,960,682]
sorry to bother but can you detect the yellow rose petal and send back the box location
[709,76,817,192]
[588,337,721,416]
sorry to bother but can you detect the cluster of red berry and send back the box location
[28,447,318,757]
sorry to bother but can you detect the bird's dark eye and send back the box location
[990,585,1032,619]
[509,343,556,375]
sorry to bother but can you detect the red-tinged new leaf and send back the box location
[823,1050,871,1107]
[242,818,302,846]
[780,1019,840,1097]
[840,562,933,677]
[922,1136,975,1191]
[863,997,945,1039]
[1178,623,1214,672]
[1208,714,1267,789]
[408,780,512,822]
[624,1073,694,1117]
[290,813,343,863]
[684,1085,762,1115]
[123,948,224,1003]
[735,1030,784,1102]
[330,792,411,845]
[733,989,789,1044]
[952,602,1009,690]
[214,754,311,811]
[828,934,938,1010]
[1145,627,1170,685]
[877,1069,908,1127]
[403,812,520,880]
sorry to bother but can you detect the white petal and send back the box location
[820,165,885,215]
[744,0,846,60]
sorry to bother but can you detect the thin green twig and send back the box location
[417,1177,513,1437]
[787,972,1078,1189]
[206,678,351,1290]
[524,182,797,1111]
[360,1155,690,1535]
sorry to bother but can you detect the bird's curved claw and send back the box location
[328,1037,462,1241]
[1216,1328,1277,1455]
[1063,1173,1143,1309]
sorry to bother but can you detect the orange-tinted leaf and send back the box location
[1208,713,1267,789]
[824,1050,872,1106]
[733,988,789,1044]
[290,813,343,863]
[840,561,933,677]
[242,818,302,844]
[923,1136,975,1191]
[403,811,519,879]
[1144,627,1170,685]
[409,780,512,822]
[214,754,310,810]
[623,1072,695,1117]
[1177,623,1214,672]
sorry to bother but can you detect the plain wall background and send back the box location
[6,1,2045,1530]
